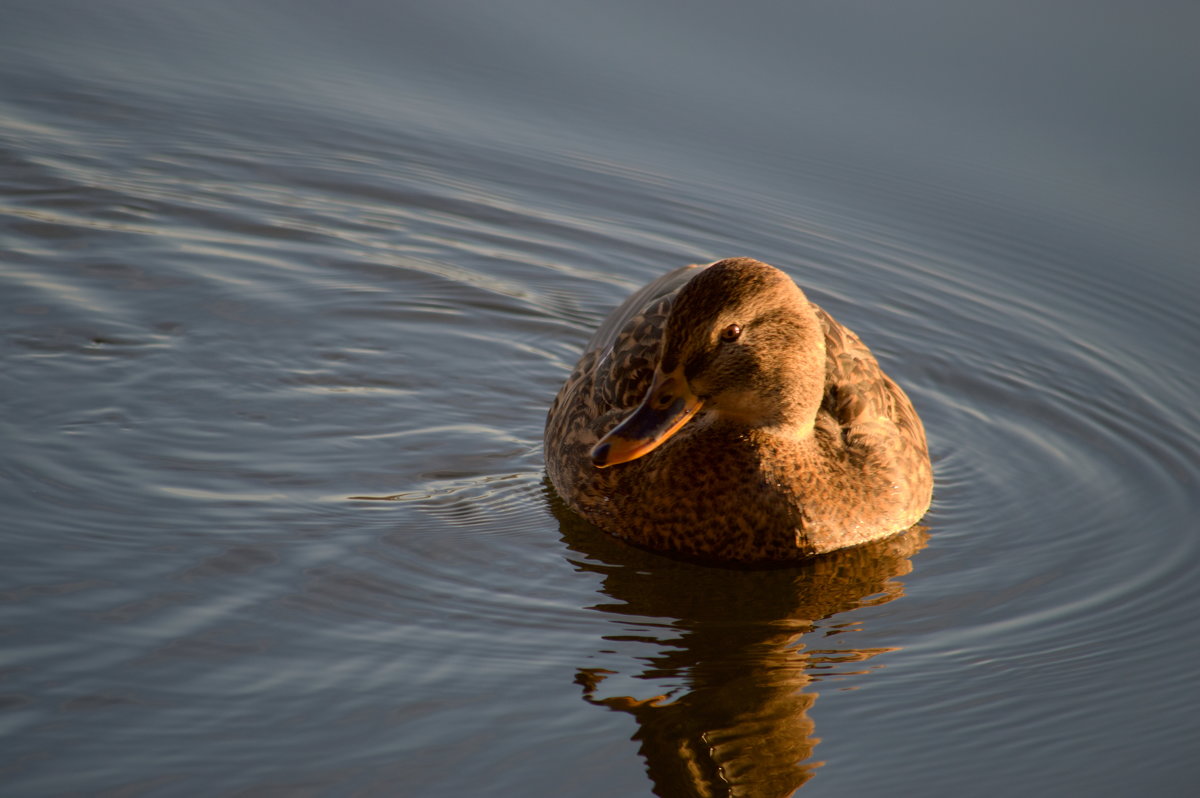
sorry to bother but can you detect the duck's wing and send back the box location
[814,305,929,464]
[565,264,701,411]
[582,265,702,365]
[547,265,702,453]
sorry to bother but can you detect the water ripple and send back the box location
[1,21,1197,794]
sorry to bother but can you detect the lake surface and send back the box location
[2,2,1198,796]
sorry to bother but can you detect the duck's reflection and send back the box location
[552,492,926,797]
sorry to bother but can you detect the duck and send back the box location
[545,257,932,563]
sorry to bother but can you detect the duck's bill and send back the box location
[591,371,703,468]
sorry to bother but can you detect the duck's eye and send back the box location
[719,323,742,342]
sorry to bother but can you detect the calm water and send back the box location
[2,2,1198,796]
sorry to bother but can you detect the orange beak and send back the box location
[591,368,703,468]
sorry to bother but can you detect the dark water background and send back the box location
[2,2,1198,796]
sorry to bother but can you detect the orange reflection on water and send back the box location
[553,493,926,796]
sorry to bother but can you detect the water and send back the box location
[2,1,1197,795]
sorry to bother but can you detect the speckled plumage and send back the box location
[545,258,932,563]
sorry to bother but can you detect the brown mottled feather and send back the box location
[547,265,699,454]
[546,259,932,562]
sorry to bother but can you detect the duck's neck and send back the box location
[703,412,817,448]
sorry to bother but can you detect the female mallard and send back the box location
[546,258,932,563]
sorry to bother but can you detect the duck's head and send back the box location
[592,258,826,468]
